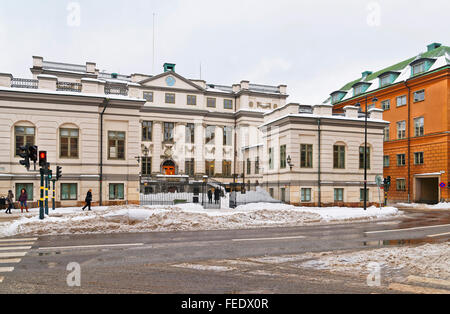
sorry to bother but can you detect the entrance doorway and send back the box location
[162,160,176,176]
[414,176,439,204]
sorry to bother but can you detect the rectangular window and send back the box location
[142,121,152,141]
[397,154,406,166]
[280,145,287,169]
[15,183,33,201]
[412,62,426,75]
[360,188,369,202]
[205,125,215,145]
[269,147,274,170]
[164,122,174,142]
[334,188,344,202]
[185,123,195,144]
[246,158,251,175]
[60,128,79,158]
[61,183,77,200]
[383,155,390,167]
[255,157,260,175]
[359,146,370,169]
[165,93,175,104]
[15,126,35,156]
[414,117,424,137]
[414,152,424,165]
[396,179,406,191]
[354,85,364,96]
[109,183,125,200]
[396,95,407,107]
[185,158,195,177]
[223,126,232,146]
[224,99,233,109]
[143,92,153,102]
[300,144,313,168]
[205,161,215,177]
[222,160,232,177]
[397,121,406,139]
[141,157,152,176]
[380,75,391,87]
[108,131,125,160]
[187,95,197,106]
[301,188,311,202]
[333,145,345,169]
[414,90,425,102]
[381,100,391,110]
[207,98,216,108]
[384,126,390,141]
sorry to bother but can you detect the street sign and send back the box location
[439,182,446,188]
[375,175,382,187]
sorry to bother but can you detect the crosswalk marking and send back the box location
[407,275,450,288]
[0,252,28,258]
[0,258,21,264]
[0,238,37,243]
[0,267,15,273]
[388,283,450,294]
[0,246,32,251]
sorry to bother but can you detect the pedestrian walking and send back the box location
[208,189,213,204]
[19,188,29,213]
[82,189,92,211]
[5,190,14,214]
[214,188,220,205]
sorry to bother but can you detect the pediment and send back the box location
[139,71,204,91]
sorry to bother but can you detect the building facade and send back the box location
[0,56,386,207]
[326,43,450,204]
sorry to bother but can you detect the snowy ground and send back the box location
[396,202,450,210]
[0,203,401,237]
[298,242,449,281]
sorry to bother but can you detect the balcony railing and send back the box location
[57,81,82,92]
[105,83,129,96]
[11,78,38,89]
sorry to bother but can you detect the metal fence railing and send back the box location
[11,78,38,89]
[57,81,82,92]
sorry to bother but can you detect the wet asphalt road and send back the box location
[0,209,449,294]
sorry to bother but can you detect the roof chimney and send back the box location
[163,63,176,72]
[362,71,373,79]
[427,43,442,52]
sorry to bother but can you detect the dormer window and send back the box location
[380,74,391,87]
[410,58,436,76]
[352,82,371,96]
[412,61,426,75]
[330,91,347,104]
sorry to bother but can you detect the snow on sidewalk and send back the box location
[397,202,450,210]
[0,203,401,237]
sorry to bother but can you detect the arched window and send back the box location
[359,145,371,169]
[13,121,35,157]
[333,143,346,169]
[59,124,79,158]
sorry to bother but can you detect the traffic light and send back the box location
[29,145,38,163]
[39,151,47,168]
[386,176,391,186]
[18,145,30,170]
[47,169,53,180]
[56,166,62,180]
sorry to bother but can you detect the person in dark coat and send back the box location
[18,188,29,213]
[82,189,92,211]
[5,190,14,214]
[214,188,220,205]
[207,190,213,204]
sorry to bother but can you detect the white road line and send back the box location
[0,238,37,242]
[0,242,35,246]
[0,252,28,258]
[0,267,14,273]
[365,224,450,235]
[0,258,21,264]
[0,276,3,283]
[232,235,305,242]
[38,243,144,251]
[427,231,450,238]
[407,275,450,288]
[0,246,32,251]
[388,283,449,294]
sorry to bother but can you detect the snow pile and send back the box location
[0,203,402,237]
[397,202,450,210]
[300,243,450,280]
[234,187,280,203]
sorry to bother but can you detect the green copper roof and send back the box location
[337,45,450,92]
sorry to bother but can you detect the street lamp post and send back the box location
[356,96,378,211]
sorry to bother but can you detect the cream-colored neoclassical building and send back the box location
[0,56,387,207]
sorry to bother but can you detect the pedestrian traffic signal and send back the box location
[39,151,47,168]
[56,166,62,180]
[29,145,38,163]
[18,145,30,170]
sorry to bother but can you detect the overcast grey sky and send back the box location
[0,0,449,104]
